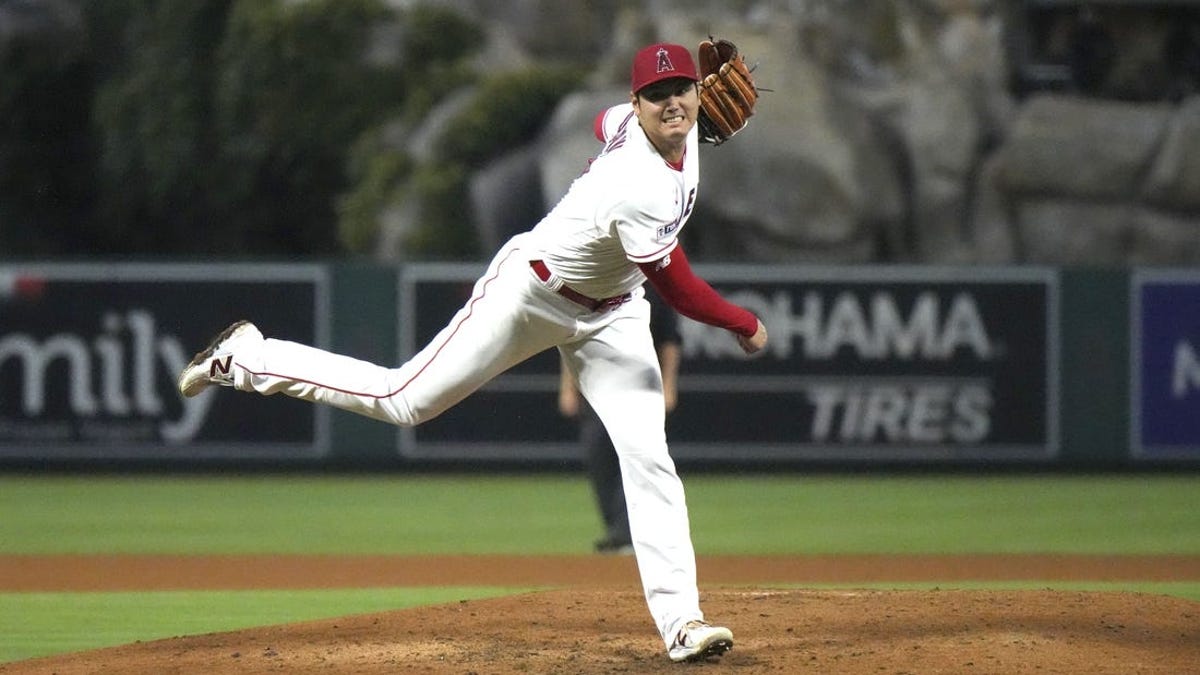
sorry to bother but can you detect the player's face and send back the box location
[632,77,698,151]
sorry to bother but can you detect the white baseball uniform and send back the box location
[223,102,710,647]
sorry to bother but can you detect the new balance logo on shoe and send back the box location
[177,320,261,398]
[210,355,233,377]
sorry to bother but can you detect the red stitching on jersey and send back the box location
[238,248,520,401]
[391,251,512,394]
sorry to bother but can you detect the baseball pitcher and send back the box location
[179,40,764,663]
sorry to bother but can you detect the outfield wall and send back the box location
[1,262,1195,469]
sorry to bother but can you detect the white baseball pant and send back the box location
[228,233,705,646]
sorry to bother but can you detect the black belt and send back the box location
[530,260,632,312]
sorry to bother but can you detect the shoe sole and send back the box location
[670,634,733,663]
[177,320,251,398]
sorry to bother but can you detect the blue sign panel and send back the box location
[1133,270,1200,459]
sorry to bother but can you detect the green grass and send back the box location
[1,472,1198,664]
[0,587,520,663]
[0,474,600,555]
[685,473,1200,554]
[2,473,1198,555]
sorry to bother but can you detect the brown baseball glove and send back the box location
[696,38,758,145]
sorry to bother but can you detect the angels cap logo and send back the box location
[630,43,698,93]
[656,47,675,74]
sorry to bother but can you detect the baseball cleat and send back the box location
[177,320,261,398]
[668,620,733,663]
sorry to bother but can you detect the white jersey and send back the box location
[530,103,700,300]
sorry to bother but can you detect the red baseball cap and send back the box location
[630,43,699,94]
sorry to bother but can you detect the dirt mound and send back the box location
[4,588,1197,674]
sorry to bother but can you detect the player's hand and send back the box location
[736,319,768,355]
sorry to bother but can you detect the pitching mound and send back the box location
[4,588,1197,674]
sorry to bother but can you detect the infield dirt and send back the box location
[2,554,1198,674]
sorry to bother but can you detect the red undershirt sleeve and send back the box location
[639,246,759,337]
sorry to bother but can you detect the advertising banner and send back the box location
[1132,269,1200,460]
[669,266,1058,462]
[0,264,330,460]
[397,264,1058,463]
